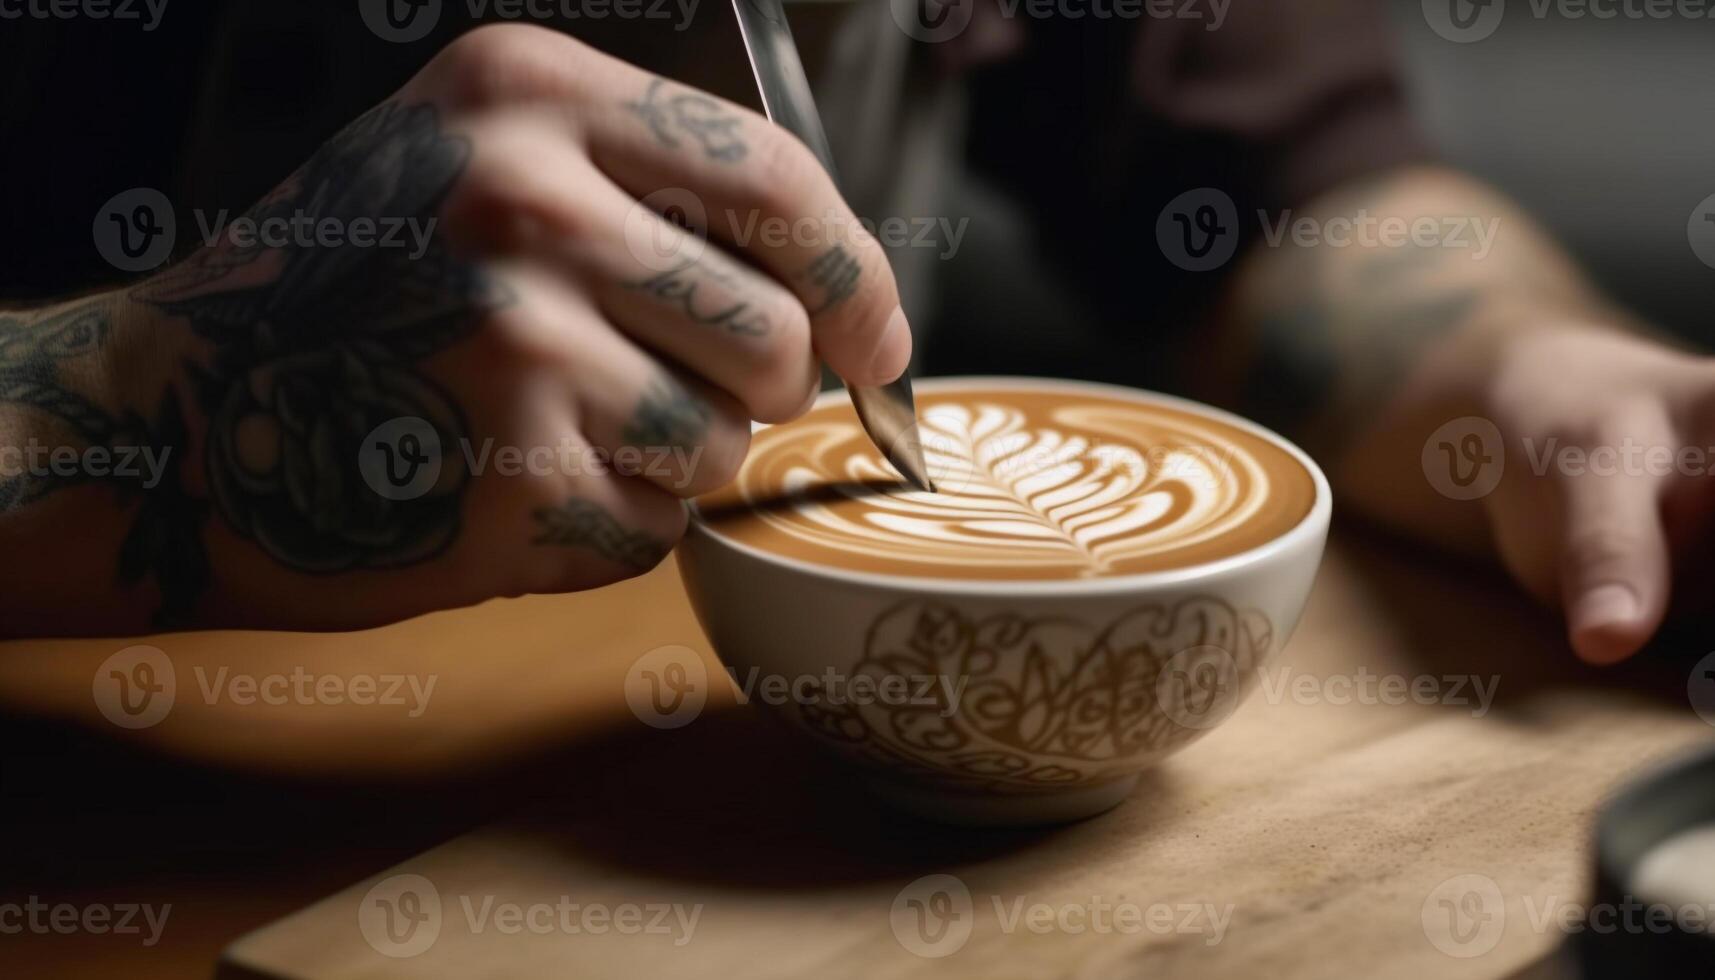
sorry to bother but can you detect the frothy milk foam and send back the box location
[696,385,1315,581]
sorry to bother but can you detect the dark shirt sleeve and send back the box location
[1131,0,1433,212]
[950,0,1432,381]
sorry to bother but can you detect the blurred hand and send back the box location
[1480,326,1715,663]
[5,23,911,633]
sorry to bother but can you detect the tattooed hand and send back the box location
[0,24,911,635]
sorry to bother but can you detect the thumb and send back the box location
[1556,462,1671,664]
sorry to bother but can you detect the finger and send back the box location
[424,26,910,381]
[572,170,820,422]
[579,76,910,385]
[511,404,689,593]
[1556,459,1671,665]
[444,119,819,423]
[507,263,751,498]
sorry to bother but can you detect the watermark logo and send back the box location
[360,0,442,43]
[727,666,966,717]
[1156,645,1244,730]
[625,645,710,729]
[362,0,702,39]
[359,417,445,502]
[1422,416,1505,500]
[1687,651,1715,727]
[1156,188,1239,272]
[358,424,709,499]
[891,874,975,957]
[92,644,176,730]
[360,874,443,958]
[1423,419,1715,499]
[626,190,969,266]
[889,0,976,42]
[360,874,700,953]
[891,874,1234,957]
[98,187,442,271]
[94,188,176,273]
[1422,873,1506,957]
[1426,0,1715,40]
[890,0,1227,40]
[94,648,436,728]
[1687,192,1715,270]
[626,187,711,271]
[192,207,437,259]
[1423,0,1505,42]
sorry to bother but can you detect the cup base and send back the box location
[865,774,1142,827]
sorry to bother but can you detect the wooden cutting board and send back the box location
[214,535,1714,980]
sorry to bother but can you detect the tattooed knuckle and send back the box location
[432,27,524,106]
[530,489,684,590]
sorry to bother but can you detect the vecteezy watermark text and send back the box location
[358,874,702,958]
[889,0,1229,43]
[193,209,437,261]
[358,421,710,502]
[93,645,438,730]
[1424,0,1715,43]
[727,666,967,719]
[1257,210,1501,260]
[1423,873,1715,958]
[361,0,704,43]
[890,874,1233,958]
[1422,416,1715,501]
[95,188,441,272]
[0,898,170,946]
[0,0,168,30]
[0,441,171,489]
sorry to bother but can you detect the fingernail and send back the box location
[867,306,912,384]
[1570,584,1640,649]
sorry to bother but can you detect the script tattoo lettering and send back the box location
[624,78,748,163]
[625,257,771,337]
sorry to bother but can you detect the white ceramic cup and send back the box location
[679,377,1331,826]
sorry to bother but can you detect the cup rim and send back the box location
[686,375,1333,595]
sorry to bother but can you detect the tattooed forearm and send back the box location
[1221,168,1625,463]
[625,257,770,337]
[1214,170,1544,456]
[531,496,669,571]
[624,78,748,163]
[802,246,861,315]
[623,373,711,451]
[1241,240,1483,446]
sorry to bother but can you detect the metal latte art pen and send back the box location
[730,0,937,492]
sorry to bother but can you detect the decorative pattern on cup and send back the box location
[790,595,1273,794]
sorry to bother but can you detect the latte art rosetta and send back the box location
[697,387,1316,581]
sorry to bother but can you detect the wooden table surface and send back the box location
[2,528,1711,979]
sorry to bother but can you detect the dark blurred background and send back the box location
[1,1,1711,347]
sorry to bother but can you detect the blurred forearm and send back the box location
[1205,165,1644,554]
